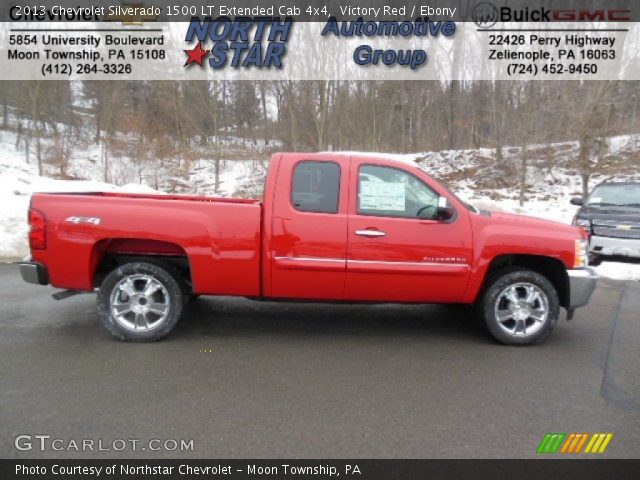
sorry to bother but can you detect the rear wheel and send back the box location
[97,262,185,342]
[478,267,559,346]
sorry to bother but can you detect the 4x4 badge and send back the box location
[65,216,101,225]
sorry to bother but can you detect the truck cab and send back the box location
[263,153,472,303]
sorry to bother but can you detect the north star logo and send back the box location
[183,16,292,69]
[184,42,210,66]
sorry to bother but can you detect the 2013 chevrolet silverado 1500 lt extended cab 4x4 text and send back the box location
[19,153,597,345]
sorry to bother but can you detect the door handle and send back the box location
[355,230,386,237]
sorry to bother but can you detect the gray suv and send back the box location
[571,181,640,265]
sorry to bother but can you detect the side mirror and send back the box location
[570,197,584,206]
[437,196,455,220]
[437,206,455,220]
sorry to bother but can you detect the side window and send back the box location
[291,161,340,214]
[358,165,439,218]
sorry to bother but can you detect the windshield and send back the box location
[587,184,640,207]
[431,176,477,213]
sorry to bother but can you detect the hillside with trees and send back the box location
[1,80,639,198]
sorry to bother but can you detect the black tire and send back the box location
[588,253,603,266]
[477,267,560,346]
[97,262,185,342]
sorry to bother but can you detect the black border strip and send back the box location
[2,459,640,480]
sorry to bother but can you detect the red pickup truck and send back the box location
[19,152,597,345]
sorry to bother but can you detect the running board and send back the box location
[51,290,85,301]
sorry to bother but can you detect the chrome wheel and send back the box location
[109,274,170,332]
[494,283,549,338]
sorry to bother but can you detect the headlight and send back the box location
[574,239,588,268]
[574,218,591,233]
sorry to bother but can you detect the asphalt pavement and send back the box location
[1,263,638,459]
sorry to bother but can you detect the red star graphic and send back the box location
[184,42,209,67]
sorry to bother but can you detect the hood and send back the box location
[488,211,581,237]
[576,205,640,222]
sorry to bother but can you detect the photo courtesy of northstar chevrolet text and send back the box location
[0,0,639,478]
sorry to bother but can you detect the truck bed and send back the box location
[29,191,263,296]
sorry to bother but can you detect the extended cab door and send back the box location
[268,154,350,299]
[345,158,473,303]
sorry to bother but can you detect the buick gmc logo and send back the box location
[472,2,631,27]
[472,2,499,28]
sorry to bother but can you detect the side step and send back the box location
[51,290,85,301]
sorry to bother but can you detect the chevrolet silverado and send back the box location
[19,153,597,345]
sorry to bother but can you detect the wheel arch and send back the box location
[479,254,569,308]
[90,238,192,290]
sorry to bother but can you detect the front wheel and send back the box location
[478,267,559,346]
[97,262,185,342]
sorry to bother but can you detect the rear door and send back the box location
[345,158,473,303]
[268,154,350,299]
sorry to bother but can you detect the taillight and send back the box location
[28,208,46,250]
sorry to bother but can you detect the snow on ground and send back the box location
[1,125,639,281]
[0,171,158,259]
[0,129,158,259]
[594,261,640,281]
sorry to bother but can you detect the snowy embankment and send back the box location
[0,129,158,259]
[0,172,158,259]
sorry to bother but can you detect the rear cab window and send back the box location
[291,161,341,214]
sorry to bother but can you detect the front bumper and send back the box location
[567,267,598,309]
[18,261,49,285]
[589,235,640,258]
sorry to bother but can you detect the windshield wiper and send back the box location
[588,202,623,207]
[620,203,640,207]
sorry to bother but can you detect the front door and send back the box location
[269,155,350,300]
[345,159,472,303]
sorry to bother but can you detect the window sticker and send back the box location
[360,181,406,211]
